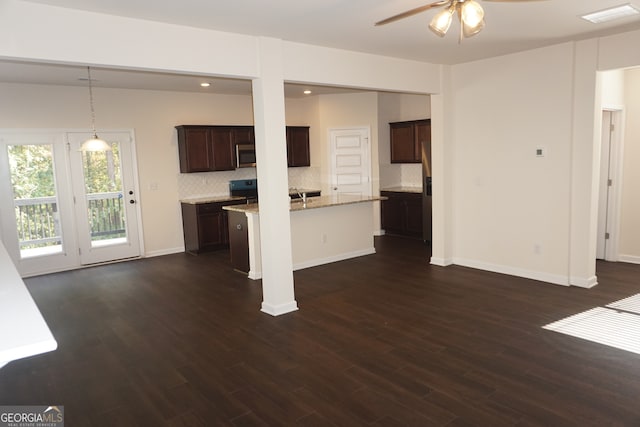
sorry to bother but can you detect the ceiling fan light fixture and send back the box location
[462,17,485,38]
[429,6,455,37]
[460,0,485,28]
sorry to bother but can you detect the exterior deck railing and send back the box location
[14,192,125,249]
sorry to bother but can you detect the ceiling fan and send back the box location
[375,0,546,40]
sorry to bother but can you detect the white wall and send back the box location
[600,69,626,108]
[448,43,576,284]
[620,68,640,262]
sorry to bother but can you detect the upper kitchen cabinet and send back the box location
[176,125,242,173]
[286,126,310,167]
[232,126,255,145]
[390,119,431,164]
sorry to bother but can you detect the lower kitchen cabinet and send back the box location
[381,191,423,239]
[181,199,246,254]
[227,210,249,273]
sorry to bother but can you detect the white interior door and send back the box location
[329,127,371,196]
[596,110,623,261]
[67,131,141,265]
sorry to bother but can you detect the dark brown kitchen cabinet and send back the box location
[390,119,431,164]
[381,191,423,239]
[286,126,310,167]
[232,126,255,145]
[176,125,247,173]
[181,199,246,254]
[227,210,249,273]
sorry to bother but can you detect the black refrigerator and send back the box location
[421,120,432,245]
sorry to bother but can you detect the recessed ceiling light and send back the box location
[303,90,312,95]
[200,82,211,87]
[581,3,640,24]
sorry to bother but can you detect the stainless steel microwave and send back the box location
[236,144,256,168]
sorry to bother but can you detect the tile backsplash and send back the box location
[380,164,423,189]
[178,167,322,199]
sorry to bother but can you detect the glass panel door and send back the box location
[67,131,141,265]
[0,132,78,276]
[9,144,62,258]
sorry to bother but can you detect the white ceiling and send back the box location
[3,0,640,94]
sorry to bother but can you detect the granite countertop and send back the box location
[223,194,387,214]
[381,186,422,194]
[180,195,247,204]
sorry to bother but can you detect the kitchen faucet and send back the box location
[290,187,307,204]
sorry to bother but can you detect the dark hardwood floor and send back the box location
[2,236,640,426]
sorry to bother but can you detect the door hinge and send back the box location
[608,179,613,187]
[78,248,82,255]
[605,232,610,240]
[610,123,615,132]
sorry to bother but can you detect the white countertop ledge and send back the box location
[0,242,57,368]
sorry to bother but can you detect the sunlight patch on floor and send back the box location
[543,294,640,355]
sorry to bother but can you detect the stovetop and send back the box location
[229,179,258,200]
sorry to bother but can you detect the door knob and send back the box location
[129,190,134,195]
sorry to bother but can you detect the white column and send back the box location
[569,39,600,288]
[430,65,454,267]
[251,37,298,315]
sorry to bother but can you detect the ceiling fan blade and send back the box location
[375,0,450,26]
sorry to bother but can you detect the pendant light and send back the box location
[80,66,111,152]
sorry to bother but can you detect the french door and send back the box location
[0,130,141,276]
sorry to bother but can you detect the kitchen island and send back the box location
[224,194,386,279]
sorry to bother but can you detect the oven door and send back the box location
[236,144,256,168]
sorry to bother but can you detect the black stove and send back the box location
[229,179,258,203]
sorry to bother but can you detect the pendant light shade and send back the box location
[80,66,111,152]
[81,134,112,152]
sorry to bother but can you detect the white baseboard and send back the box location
[453,257,570,286]
[430,257,453,266]
[619,254,640,265]
[261,300,299,316]
[374,229,385,236]
[144,247,185,258]
[570,275,598,288]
